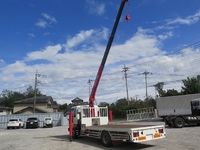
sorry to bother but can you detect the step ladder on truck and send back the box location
[68,0,166,147]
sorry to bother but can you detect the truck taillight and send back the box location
[158,129,164,133]
[133,132,139,137]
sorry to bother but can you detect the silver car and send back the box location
[43,117,53,128]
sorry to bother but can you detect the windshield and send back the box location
[9,119,18,121]
[45,118,52,120]
[27,118,37,121]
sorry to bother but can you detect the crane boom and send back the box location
[89,0,128,107]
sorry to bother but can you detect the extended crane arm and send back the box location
[89,0,128,107]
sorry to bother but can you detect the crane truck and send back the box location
[68,0,166,147]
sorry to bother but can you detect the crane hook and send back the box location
[125,15,130,22]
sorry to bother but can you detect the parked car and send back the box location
[26,117,40,129]
[7,118,24,129]
[43,117,53,128]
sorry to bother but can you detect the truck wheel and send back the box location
[174,117,185,128]
[101,131,113,147]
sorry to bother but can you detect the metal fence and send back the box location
[126,107,156,121]
[0,112,68,129]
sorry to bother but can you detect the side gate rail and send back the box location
[126,107,156,121]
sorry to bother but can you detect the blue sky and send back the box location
[1,0,200,104]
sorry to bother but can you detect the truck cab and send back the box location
[68,105,111,139]
[191,98,200,116]
[70,105,109,127]
[165,98,200,128]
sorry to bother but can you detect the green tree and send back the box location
[98,102,110,107]
[115,98,128,107]
[23,86,44,98]
[161,89,181,97]
[59,103,70,112]
[154,82,165,97]
[0,90,25,107]
[181,75,200,94]
[0,85,45,108]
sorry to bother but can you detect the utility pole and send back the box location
[122,64,130,105]
[33,70,38,114]
[87,79,93,98]
[141,70,151,99]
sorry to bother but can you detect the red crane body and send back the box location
[89,0,128,107]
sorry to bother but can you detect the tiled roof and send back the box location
[0,105,13,110]
[71,97,84,102]
[14,96,53,104]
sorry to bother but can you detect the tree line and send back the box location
[1,75,200,119]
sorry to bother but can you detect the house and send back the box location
[0,105,13,115]
[70,97,88,106]
[13,96,59,114]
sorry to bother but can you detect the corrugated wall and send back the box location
[0,112,68,129]
[156,93,200,109]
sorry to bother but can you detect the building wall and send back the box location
[0,110,6,115]
[14,104,33,113]
[0,109,12,115]
[14,103,54,114]
[35,103,53,112]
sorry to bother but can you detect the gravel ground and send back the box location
[0,120,200,150]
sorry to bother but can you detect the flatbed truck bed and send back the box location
[87,124,159,129]
[84,123,166,146]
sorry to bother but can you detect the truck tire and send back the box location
[174,117,185,128]
[101,131,113,147]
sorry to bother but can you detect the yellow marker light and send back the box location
[154,134,161,138]
[138,136,146,141]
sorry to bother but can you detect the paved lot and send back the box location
[0,120,200,150]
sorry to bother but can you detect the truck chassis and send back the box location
[165,115,200,128]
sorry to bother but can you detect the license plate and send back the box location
[30,122,33,124]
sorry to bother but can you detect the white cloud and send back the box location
[85,0,105,15]
[42,13,57,23]
[0,59,5,67]
[28,33,35,37]
[66,29,94,48]
[26,44,62,62]
[158,31,173,40]
[35,13,57,28]
[65,27,109,49]
[167,10,200,25]
[35,19,47,28]
[1,25,200,104]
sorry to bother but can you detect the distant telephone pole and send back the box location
[33,70,38,114]
[141,70,151,99]
[87,79,93,97]
[122,64,130,105]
